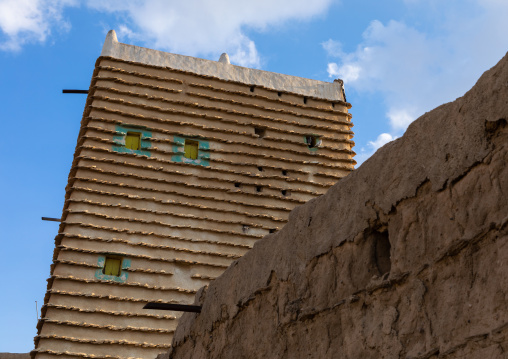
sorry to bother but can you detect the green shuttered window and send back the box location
[126,132,141,150]
[184,139,199,160]
[103,257,122,277]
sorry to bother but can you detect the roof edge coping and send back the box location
[101,30,345,102]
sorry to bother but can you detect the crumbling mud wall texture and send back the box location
[0,354,30,359]
[168,53,508,359]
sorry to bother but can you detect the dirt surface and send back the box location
[167,52,508,358]
[0,354,30,359]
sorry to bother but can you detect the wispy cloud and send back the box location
[86,0,334,67]
[324,0,508,164]
[324,19,439,131]
[0,0,334,66]
[354,133,397,166]
[0,0,76,51]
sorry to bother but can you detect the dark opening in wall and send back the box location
[269,229,276,233]
[305,135,320,149]
[234,182,241,188]
[281,190,290,196]
[282,170,288,176]
[374,230,391,275]
[250,86,255,92]
[332,103,335,108]
[258,166,263,172]
[303,97,308,104]
[277,92,282,97]
[256,186,262,193]
[254,127,266,138]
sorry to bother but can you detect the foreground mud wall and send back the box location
[167,53,508,358]
[0,354,30,359]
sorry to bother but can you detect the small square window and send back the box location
[184,139,199,160]
[305,135,320,149]
[103,256,122,277]
[254,127,266,138]
[125,132,141,150]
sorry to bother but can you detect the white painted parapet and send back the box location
[101,30,345,102]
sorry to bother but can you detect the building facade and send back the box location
[33,30,355,359]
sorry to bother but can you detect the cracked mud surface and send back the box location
[166,52,508,359]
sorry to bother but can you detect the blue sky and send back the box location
[1,0,507,352]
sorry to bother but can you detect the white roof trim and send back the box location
[101,30,344,102]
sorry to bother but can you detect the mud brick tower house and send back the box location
[32,30,355,359]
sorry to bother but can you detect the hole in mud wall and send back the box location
[305,135,320,149]
[485,118,507,141]
[374,230,391,275]
[250,86,255,92]
[254,127,266,138]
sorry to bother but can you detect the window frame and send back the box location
[171,136,210,166]
[95,255,131,283]
[112,125,152,157]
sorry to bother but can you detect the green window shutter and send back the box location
[184,143,191,158]
[126,132,141,150]
[184,140,199,160]
[190,143,198,159]
[104,257,122,276]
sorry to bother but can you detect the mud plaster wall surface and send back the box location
[167,53,508,358]
[0,354,30,359]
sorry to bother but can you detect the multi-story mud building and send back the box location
[33,30,355,359]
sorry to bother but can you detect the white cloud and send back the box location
[116,24,135,42]
[324,0,508,166]
[322,39,343,57]
[228,34,260,68]
[327,62,339,77]
[0,0,75,51]
[386,107,418,132]
[336,63,361,83]
[0,0,334,63]
[355,132,396,166]
[368,133,395,150]
[324,0,508,136]
[85,0,334,67]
